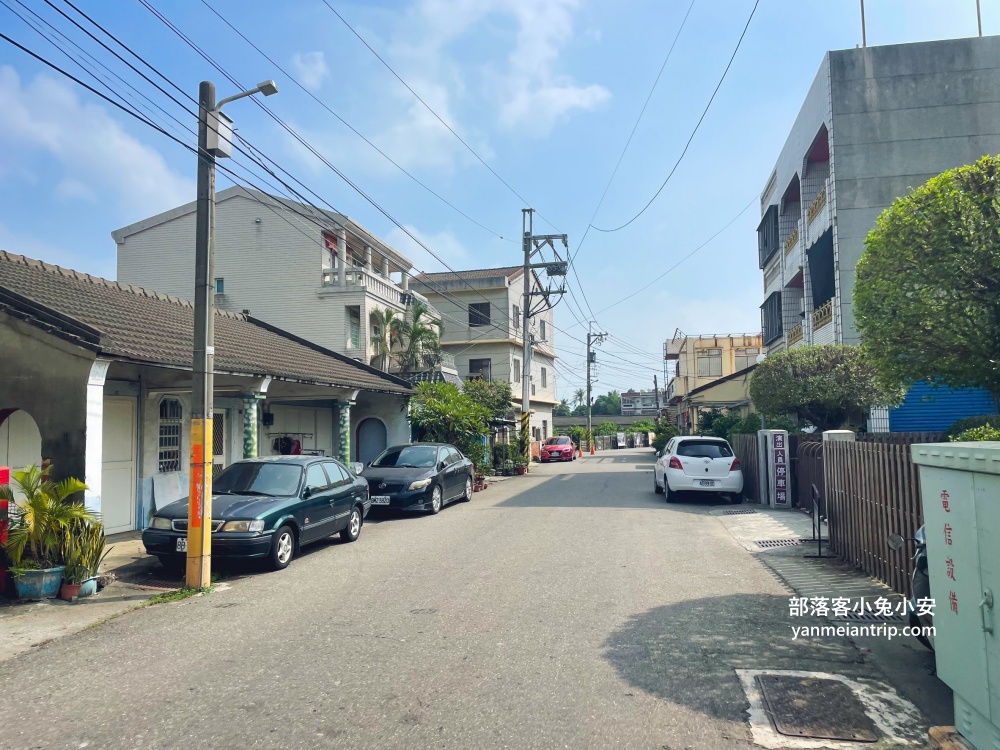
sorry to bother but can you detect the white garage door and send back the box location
[102,397,137,535]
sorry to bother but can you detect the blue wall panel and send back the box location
[889,382,997,432]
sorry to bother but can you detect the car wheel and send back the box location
[269,525,295,570]
[729,493,742,505]
[664,478,678,504]
[460,476,473,502]
[428,485,443,514]
[156,555,184,575]
[654,471,664,494]
[340,506,362,542]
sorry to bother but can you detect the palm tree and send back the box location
[2,465,92,567]
[573,388,586,408]
[396,299,444,373]
[369,307,401,372]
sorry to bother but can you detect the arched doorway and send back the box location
[356,418,387,465]
[0,408,42,473]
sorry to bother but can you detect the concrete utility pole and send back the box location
[520,208,568,463]
[586,322,607,452]
[977,0,983,37]
[860,0,867,47]
[188,78,277,590]
[653,374,660,414]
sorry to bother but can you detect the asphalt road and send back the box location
[0,449,874,750]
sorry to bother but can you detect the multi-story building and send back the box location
[757,36,1000,429]
[621,390,664,416]
[411,266,557,441]
[114,186,439,370]
[664,331,762,431]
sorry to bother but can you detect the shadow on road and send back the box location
[603,593,865,721]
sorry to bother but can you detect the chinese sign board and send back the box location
[767,430,790,508]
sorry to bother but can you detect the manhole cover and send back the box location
[754,539,804,549]
[724,508,758,515]
[756,675,878,743]
[836,611,904,624]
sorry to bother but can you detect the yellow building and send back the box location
[679,366,756,433]
[663,331,762,431]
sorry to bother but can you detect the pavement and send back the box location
[0,448,948,750]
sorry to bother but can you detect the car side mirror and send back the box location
[302,486,314,499]
[349,462,364,476]
[438,461,447,471]
[654,450,661,458]
[887,533,906,551]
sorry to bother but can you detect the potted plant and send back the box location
[513,458,528,476]
[76,520,110,598]
[59,534,88,602]
[2,465,91,601]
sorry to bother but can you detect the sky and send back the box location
[0,0,996,402]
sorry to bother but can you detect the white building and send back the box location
[620,390,664,417]
[411,266,557,441]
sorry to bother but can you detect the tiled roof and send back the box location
[414,266,524,284]
[0,252,411,395]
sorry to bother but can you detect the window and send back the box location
[347,306,361,349]
[757,205,780,268]
[468,358,491,380]
[372,445,438,468]
[735,347,760,371]
[761,291,783,344]
[540,367,547,388]
[677,439,733,458]
[539,320,546,341]
[214,462,303,496]
[469,302,490,327]
[214,278,224,294]
[305,464,329,493]
[542,420,548,439]
[158,398,183,473]
[696,348,723,378]
[513,358,521,383]
[531,383,536,396]
[323,461,351,487]
[512,305,520,329]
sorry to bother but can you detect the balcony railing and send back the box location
[812,299,833,329]
[807,185,827,224]
[321,268,417,309]
[783,226,799,255]
[787,322,803,345]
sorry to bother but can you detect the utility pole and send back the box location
[586,322,607,453]
[188,79,277,590]
[653,374,660,414]
[520,208,568,464]
[860,0,867,47]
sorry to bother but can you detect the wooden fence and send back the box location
[857,432,944,445]
[824,441,924,597]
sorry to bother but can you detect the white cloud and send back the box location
[291,51,330,91]
[0,66,193,217]
[385,225,467,272]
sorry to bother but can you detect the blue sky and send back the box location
[0,0,996,400]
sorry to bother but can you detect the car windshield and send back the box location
[213,462,303,497]
[545,437,571,445]
[371,445,439,468]
[677,440,733,458]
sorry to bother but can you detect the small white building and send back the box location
[0,252,412,534]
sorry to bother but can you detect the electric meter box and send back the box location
[912,441,1000,750]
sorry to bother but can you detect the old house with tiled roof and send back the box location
[411,266,558,442]
[0,251,412,535]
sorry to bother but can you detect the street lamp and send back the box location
[187,79,277,590]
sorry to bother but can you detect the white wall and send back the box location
[264,405,335,457]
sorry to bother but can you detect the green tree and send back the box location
[553,399,572,417]
[573,388,586,408]
[592,391,622,416]
[593,421,620,436]
[369,307,400,372]
[749,345,902,432]
[856,155,1000,401]
[396,299,444,373]
[462,378,513,422]
[410,382,489,468]
[698,408,742,439]
[625,419,656,434]
[571,404,588,417]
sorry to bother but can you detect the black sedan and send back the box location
[142,456,371,571]
[361,443,474,514]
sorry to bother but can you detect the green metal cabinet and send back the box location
[913,442,1000,749]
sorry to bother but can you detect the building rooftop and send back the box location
[0,251,412,395]
[414,266,524,284]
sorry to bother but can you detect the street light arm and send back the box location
[216,79,278,111]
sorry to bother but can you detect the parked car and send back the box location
[361,443,473,514]
[541,436,576,462]
[653,436,743,503]
[142,456,370,572]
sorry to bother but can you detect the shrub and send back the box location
[946,414,1000,439]
[951,425,1000,442]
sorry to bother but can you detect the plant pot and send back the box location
[59,582,82,602]
[514,466,527,476]
[473,482,483,492]
[13,566,66,601]
[78,576,99,598]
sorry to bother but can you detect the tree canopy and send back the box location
[553,399,572,417]
[409,382,489,468]
[591,391,621,416]
[856,155,1000,400]
[749,345,902,432]
[462,378,513,423]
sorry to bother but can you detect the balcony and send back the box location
[787,322,803,346]
[812,299,833,329]
[320,267,420,309]
[805,179,831,248]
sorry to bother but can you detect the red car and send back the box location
[541,436,577,462]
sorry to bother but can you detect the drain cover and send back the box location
[756,675,878,743]
[754,538,804,549]
[724,508,758,515]
[836,611,904,624]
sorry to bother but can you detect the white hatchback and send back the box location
[653,436,743,503]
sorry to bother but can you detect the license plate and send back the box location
[699,480,716,487]
[176,537,187,552]
[371,496,391,505]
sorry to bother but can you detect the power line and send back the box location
[321,0,560,232]
[199,0,513,244]
[592,0,760,233]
